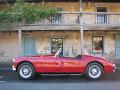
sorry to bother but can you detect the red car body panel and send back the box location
[12,55,116,74]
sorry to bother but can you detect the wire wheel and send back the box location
[86,62,103,80]
[17,62,35,80]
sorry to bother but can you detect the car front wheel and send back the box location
[86,62,103,80]
[17,62,36,80]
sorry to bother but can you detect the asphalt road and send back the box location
[0,68,120,90]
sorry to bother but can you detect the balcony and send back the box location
[20,12,120,31]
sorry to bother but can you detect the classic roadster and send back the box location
[12,48,116,80]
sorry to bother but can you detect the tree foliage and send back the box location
[0,0,59,31]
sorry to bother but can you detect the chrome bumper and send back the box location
[112,64,116,72]
[12,66,16,71]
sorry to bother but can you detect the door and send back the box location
[96,7,107,24]
[38,57,62,73]
[115,35,120,60]
[22,37,36,56]
[57,57,82,73]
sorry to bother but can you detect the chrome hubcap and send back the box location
[88,65,101,79]
[19,65,32,78]
[92,69,97,74]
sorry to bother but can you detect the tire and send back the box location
[85,62,103,80]
[17,62,36,80]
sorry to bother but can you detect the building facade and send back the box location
[0,0,120,63]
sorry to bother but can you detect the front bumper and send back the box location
[12,58,16,71]
[112,64,116,72]
[12,66,16,71]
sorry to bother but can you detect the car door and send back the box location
[38,57,62,73]
[57,57,83,73]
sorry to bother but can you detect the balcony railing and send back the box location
[83,12,120,25]
[29,12,120,26]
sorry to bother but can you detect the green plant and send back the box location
[0,0,60,31]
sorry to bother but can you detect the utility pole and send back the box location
[79,0,84,55]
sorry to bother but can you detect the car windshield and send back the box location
[54,48,62,58]
[54,48,82,59]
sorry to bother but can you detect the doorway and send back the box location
[22,37,36,56]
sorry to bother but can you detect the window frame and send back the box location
[92,36,104,54]
[96,7,108,24]
[50,37,64,55]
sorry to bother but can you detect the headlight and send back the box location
[12,59,15,63]
[112,64,116,68]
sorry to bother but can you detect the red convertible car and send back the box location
[12,48,116,80]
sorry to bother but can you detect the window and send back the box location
[96,7,107,24]
[51,38,63,55]
[92,36,104,53]
[97,7,107,12]
[51,8,63,24]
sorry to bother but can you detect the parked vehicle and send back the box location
[12,48,116,80]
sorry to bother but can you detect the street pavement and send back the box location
[0,68,120,90]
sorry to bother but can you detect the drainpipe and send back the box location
[79,0,84,55]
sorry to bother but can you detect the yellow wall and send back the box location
[1,2,120,12]
[0,32,19,62]
[37,2,120,12]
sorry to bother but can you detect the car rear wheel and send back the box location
[17,62,36,80]
[86,62,103,80]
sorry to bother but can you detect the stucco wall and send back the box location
[21,31,118,61]
[0,32,19,62]
[0,31,117,62]
[22,31,81,57]
[83,31,116,61]
[37,2,120,12]
[1,2,120,12]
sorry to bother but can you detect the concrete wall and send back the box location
[0,31,118,62]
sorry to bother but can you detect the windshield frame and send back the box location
[54,48,62,58]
